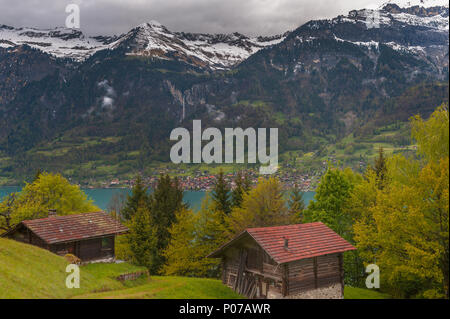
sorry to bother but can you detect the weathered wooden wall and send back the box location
[287,253,342,296]
[76,236,114,261]
[220,236,344,299]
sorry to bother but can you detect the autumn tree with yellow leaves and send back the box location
[353,105,449,298]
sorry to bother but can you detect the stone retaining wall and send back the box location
[116,270,149,282]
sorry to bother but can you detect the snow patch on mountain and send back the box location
[113,21,287,69]
[391,11,449,30]
[0,25,108,61]
[343,2,449,32]
[382,0,449,8]
[0,21,287,69]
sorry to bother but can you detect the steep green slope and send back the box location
[0,238,241,299]
[0,238,144,298]
[344,287,391,299]
[76,276,243,299]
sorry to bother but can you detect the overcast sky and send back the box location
[0,0,387,36]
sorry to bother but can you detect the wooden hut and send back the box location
[3,211,128,262]
[208,222,355,299]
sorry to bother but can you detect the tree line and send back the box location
[112,170,307,277]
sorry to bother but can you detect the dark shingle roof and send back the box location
[21,211,128,244]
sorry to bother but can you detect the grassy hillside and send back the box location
[1,238,389,299]
[76,276,243,299]
[344,287,391,299]
[0,238,240,299]
[0,238,146,298]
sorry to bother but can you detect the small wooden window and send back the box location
[101,237,113,249]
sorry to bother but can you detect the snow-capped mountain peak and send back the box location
[0,24,108,61]
[382,0,449,8]
[349,0,449,32]
[1,0,448,69]
[0,21,287,69]
[113,21,287,69]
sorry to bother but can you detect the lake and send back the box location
[0,186,315,211]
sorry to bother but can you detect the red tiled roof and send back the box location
[208,222,355,264]
[21,211,128,244]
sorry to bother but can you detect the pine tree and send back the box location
[288,185,306,223]
[121,175,148,221]
[162,207,198,276]
[212,170,231,215]
[231,171,253,209]
[163,195,227,277]
[149,174,185,273]
[231,171,244,208]
[374,147,387,189]
[242,172,252,193]
[128,203,156,271]
[195,195,228,277]
[33,169,42,182]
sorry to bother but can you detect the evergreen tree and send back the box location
[231,171,244,208]
[121,175,148,221]
[163,195,228,277]
[373,147,387,189]
[242,172,252,193]
[162,207,198,276]
[231,171,253,209]
[212,170,231,215]
[149,174,185,273]
[288,185,306,223]
[33,169,42,182]
[128,203,156,270]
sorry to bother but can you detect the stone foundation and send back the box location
[286,283,343,299]
[267,283,343,299]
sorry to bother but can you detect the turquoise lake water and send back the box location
[0,186,315,211]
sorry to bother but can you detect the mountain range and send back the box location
[0,0,448,184]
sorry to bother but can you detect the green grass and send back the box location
[76,276,243,299]
[344,287,391,299]
[1,238,394,299]
[0,238,147,298]
[0,238,241,299]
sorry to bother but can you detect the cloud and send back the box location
[98,80,116,109]
[0,0,387,36]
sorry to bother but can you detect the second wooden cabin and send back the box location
[208,222,355,299]
[2,210,128,262]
